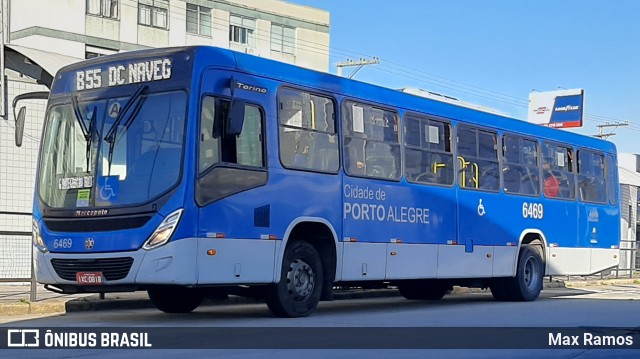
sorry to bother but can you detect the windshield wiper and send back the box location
[70,95,96,172]
[103,85,148,175]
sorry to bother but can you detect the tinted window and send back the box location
[502,134,540,196]
[198,96,264,174]
[577,150,606,203]
[343,101,400,180]
[404,115,453,186]
[607,154,618,205]
[541,142,576,200]
[279,89,338,172]
[456,125,499,191]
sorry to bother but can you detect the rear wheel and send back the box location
[148,286,205,313]
[266,240,323,317]
[398,280,450,300]
[504,245,544,301]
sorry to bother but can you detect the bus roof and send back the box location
[57,45,616,154]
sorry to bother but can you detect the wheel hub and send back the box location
[287,259,315,298]
[523,256,539,290]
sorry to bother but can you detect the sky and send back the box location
[286,0,640,154]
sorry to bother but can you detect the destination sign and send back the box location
[75,58,172,91]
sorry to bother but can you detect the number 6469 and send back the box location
[522,202,544,219]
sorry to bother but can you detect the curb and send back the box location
[563,278,639,288]
[0,301,67,315]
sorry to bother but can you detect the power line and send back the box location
[27,1,640,133]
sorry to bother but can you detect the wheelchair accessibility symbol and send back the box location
[477,199,486,217]
[98,176,119,202]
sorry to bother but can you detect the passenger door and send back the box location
[448,125,501,278]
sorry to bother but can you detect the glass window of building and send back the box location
[229,14,256,47]
[187,3,212,36]
[271,24,295,54]
[138,0,169,29]
[87,0,119,19]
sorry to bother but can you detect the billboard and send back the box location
[528,89,584,128]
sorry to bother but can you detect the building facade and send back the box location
[618,153,640,272]
[0,0,329,279]
[9,0,329,71]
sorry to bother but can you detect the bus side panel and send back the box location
[341,177,457,280]
[196,70,342,284]
[453,189,504,277]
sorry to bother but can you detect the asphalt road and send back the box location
[2,285,640,358]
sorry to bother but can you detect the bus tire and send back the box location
[266,240,323,318]
[505,245,544,301]
[148,286,204,313]
[398,280,449,300]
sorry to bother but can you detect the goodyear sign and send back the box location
[528,89,584,128]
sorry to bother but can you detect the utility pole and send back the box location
[593,121,629,140]
[336,57,379,79]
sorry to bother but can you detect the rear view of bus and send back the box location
[32,48,198,309]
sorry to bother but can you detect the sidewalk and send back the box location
[0,276,638,316]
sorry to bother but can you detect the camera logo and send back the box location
[7,329,40,347]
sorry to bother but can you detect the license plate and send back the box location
[76,272,104,285]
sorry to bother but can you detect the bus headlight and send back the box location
[32,218,47,253]
[143,209,183,250]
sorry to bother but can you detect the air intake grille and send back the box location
[51,257,134,281]
[45,215,152,232]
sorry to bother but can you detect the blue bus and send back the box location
[18,46,620,317]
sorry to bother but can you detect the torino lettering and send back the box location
[344,202,430,224]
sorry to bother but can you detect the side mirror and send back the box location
[225,101,245,136]
[11,91,50,147]
[15,107,26,147]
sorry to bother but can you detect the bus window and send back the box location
[541,142,576,200]
[502,134,540,196]
[278,89,338,172]
[404,115,453,186]
[199,96,220,172]
[578,150,606,203]
[607,154,618,205]
[456,125,499,191]
[343,101,400,180]
[198,96,264,174]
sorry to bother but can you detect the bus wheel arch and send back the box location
[491,230,546,302]
[268,219,338,317]
[519,230,548,265]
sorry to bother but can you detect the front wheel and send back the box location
[266,240,323,317]
[148,286,205,313]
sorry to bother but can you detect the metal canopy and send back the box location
[4,44,82,88]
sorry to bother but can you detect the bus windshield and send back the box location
[38,90,187,209]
